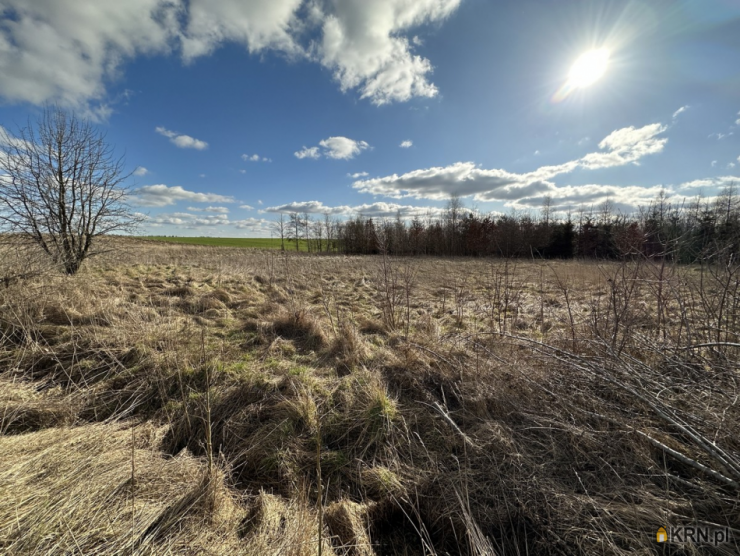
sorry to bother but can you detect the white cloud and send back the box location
[133,166,149,177]
[320,137,369,159]
[242,153,271,162]
[314,0,461,104]
[187,206,230,213]
[348,171,369,178]
[182,0,302,60]
[680,176,740,190]
[265,201,344,214]
[143,210,271,233]
[709,132,733,140]
[132,184,235,207]
[506,184,673,213]
[579,124,667,169]
[577,137,591,146]
[0,0,460,113]
[672,105,689,119]
[0,1,180,117]
[534,150,540,156]
[146,211,230,227]
[400,140,413,148]
[265,200,444,218]
[240,204,254,210]
[728,163,736,169]
[231,217,272,232]
[353,122,669,202]
[711,161,718,167]
[296,137,370,160]
[0,126,28,148]
[155,126,208,150]
[258,200,263,205]
[294,146,321,159]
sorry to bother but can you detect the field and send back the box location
[1,238,738,555]
[141,236,310,250]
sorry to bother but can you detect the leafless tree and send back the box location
[302,212,311,252]
[311,218,324,252]
[288,212,303,251]
[323,213,333,253]
[272,213,287,251]
[0,107,139,274]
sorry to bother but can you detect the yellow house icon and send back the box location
[657,527,668,542]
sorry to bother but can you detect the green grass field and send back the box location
[140,236,309,250]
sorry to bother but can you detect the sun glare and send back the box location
[568,48,610,88]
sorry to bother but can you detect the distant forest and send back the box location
[274,187,740,262]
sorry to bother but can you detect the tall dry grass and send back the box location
[0,238,738,555]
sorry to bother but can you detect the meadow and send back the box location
[0,238,738,555]
[141,236,309,250]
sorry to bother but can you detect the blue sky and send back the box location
[0,0,739,236]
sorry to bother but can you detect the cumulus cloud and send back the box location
[187,206,230,213]
[242,153,271,162]
[0,1,180,116]
[400,140,413,148]
[320,137,369,159]
[265,200,444,218]
[265,201,345,214]
[296,137,370,160]
[133,166,149,177]
[132,184,235,207]
[155,127,208,150]
[142,210,271,233]
[508,185,670,212]
[0,125,28,149]
[680,176,740,190]
[232,217,272,232]
[672,105,689,119]
[354,123,668,201]
[0,0,460,112]
[315,0,461,104]
[240,204,254,210]
[348,171,369,178]
[579,124,667,169]
[146,212,230,227]
[294,146,321,159]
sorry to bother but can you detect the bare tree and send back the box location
[302,212,311,253]
[0,107,139,274]
[272,213,287,251]
[323,213,333,253]
[288,212,303,251]
[312,218,324,252]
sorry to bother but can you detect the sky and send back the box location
[0,0,739,237]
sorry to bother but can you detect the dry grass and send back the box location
[0,238,739,555]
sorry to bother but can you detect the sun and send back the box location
[568,48,610,88]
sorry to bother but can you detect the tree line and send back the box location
[272,189,740,262]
